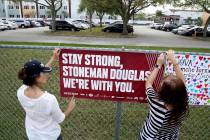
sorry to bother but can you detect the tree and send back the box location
[156,10,163,19]
[112,0,166,35]
[34,0,39,18]
[135,12,146,20]
[169,0,210,37]
[195,17,203,26]
[68,0,71,18]
[186,17,193,24]
[11,0,39,19]
[23,9,36,18]
[31,0,63,31]
[78,0,95,30]
[94,0,114,27]
[78,0,115,27]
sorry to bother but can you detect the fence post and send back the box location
[114,46,125,140]
[115,102,122,140]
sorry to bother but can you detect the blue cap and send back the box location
[24,59,52,77]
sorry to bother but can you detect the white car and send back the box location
[14,19,30,28]
[66,19,89,30]
[2,21,18,30]
[69,20,84,30]
[150,23,156,28]
[0,22,8,31]
[154,23,163,30]
[32,21,41,27]
[72,20,90,29]
[150,23,162,29]
[177,25,195,35]
[80,22,90,29]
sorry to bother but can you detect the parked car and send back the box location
[14,19,30,28]
[0,21,8,31]
[27,20,41,27]
[177,25,196,35]
[49,20,81,31]
[45,20,52,26]
[1,20,18,30]
[150,23,156,29]
[75,20,96,27]
[162,24,178,31]
[150,23,162,29]
[180,26,210,36]
[102,23,134,33]
[171,28,179,34]
[154,23,163,30]
[110,21,123,25]
[67,20,87,30]
[100,21,111,25]
[73,20,90,29]
[36,20,48,26]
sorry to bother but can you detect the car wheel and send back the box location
[21,25,25,28]
[106,29,110,33]
[71,28,76,32]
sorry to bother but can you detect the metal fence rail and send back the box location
[0,45,209,140]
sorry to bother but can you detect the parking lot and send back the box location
[0,26,210,48]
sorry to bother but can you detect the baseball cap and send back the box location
[24,59,52,77]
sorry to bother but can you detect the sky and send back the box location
[143,5,174,14]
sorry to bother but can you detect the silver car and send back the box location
[14,19,30,28]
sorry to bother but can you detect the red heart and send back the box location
[196,94,202,97]
[177,56,180,59]
[205,84,208,87]
[199,56,203,61]
[185,54,190,59]
[196,85,202,89]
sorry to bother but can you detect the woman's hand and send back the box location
[167,50,178,65]
[167,50,185,83]
[156,53,165,66]
[67,96,76,111]
[145,53,165,88]
[46,48,60,67]
[64,96,76,118]
[52,48,60,60]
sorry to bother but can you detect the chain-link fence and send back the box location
[0,46,209,140]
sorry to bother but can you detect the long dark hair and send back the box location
[18,68,39,86]
[158,75,189,122]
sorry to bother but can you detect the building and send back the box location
[0,0,6,18]
[163,9,203,25]
[0,0,120,24]
[0,0,86,19]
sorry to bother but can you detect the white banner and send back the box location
[165,53,210,105]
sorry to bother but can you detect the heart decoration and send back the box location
[185,54,190,59]
[196,85,202,89]
[199,56,203,61]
